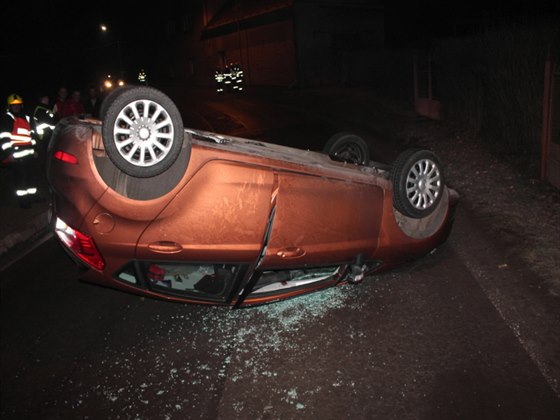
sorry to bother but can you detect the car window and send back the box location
[117,262,240,302]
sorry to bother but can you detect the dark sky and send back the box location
[1,2,169,98]
[6,0,556,48]
[3,4,158,49]
[1,0,558,101]
[383,0,559,44]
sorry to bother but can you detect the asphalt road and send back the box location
[2,210,559,419]
[1,87,559,419]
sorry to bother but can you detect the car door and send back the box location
[136,160,275,263]
[259,171,384,268]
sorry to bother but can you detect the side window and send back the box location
[117,262,239,302]
[250,266,342,296]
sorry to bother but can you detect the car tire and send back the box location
[391,148,444,219]
[102,86,187,178]
[98,85,134,120]
[323,132,370,165]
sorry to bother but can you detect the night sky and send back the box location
[2,1,171,98]
[1,0,558,102]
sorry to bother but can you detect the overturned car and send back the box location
[46,87,458,307]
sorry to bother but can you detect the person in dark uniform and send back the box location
[33,94,56,170]
[83,85,101,118]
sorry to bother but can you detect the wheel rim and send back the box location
[112,99,174,167]
[405,158,441,210]
[332,142,366,164]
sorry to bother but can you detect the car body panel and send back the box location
[137,160,275,262]
[262,171,383,267]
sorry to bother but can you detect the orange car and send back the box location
[47,87,458,307]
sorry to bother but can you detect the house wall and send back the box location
[243,21,297,86]
[166,0,384,88]
[293,1,384,87]
[192,16,297,87]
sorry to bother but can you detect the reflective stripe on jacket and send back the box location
[8,112,35,146]
[0,112,36,161]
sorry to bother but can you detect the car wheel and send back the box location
[391,148,444,219]
[323,132,370,165]
[102,86,187,178]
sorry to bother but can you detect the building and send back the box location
[152,0,384,88]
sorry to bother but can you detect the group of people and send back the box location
[0,85,104,208]
[52,86,102,120]
[215,63,244,93]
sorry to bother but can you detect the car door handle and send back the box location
[276,247,305,258]
[148,241,183,254]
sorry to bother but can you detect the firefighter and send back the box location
[231,63,244,92]
[227,63,237,91]
[33,94,56,169]
[223,64,233,92]
[138,68,148,85]
[0,94,38,208]
[33,94,55,141]
[215,67,225,93]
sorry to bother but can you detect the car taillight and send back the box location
[53,150,78,164]
[55,217,105,270]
